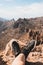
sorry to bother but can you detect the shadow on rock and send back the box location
[25,61,43,65]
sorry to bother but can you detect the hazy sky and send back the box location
[0,0,43,19]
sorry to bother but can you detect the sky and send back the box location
[0,0,43,20]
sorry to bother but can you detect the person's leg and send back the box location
[12,40,36,65]
[12,53,25,65]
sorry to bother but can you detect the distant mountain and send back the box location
[0,17,43,33]
[13,17,43,29]
[0,18,15,32]
[0,17,9,28]
[0,17,8,22]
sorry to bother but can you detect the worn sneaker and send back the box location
[12,41,21,57]
[21,40,36,58]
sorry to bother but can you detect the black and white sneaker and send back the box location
[12,41,21,57]
[21,40,36,58]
